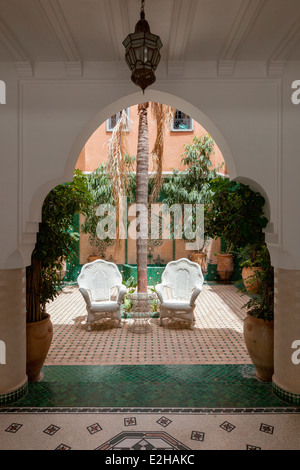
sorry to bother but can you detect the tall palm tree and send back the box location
[136,102,149,292]
[107,102,173,293]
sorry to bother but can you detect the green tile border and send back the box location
[3,366,299,410]
[272,382,300,407]
[0,381,28,406]
[0,406,299,414]
[1,364,294,409]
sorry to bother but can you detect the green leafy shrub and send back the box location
[205,178,268,253]
[26,170,92,322]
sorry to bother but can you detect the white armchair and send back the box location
[155,258,204,329]
[77,259,126,331]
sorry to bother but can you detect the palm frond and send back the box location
[106,110,130,250]
[149,103,174,202]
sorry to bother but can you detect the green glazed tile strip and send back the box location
[0,382,28,406]
[3,364,296,409]
[273,383,300,407]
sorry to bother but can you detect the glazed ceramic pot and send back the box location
[243,315,274,382]
[26,314,53,382]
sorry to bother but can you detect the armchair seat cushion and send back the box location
[162,300,192,311]
[90,301,119,313]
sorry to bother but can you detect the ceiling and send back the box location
[0,0,299,70]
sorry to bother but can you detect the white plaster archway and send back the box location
[23,89,273,269]
[28,91,238,227]
[64,91,238,183]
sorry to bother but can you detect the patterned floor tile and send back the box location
[43,424,60,436]
[55,443,71,450]
[5,423,22,433]
[246,444,261,450]
[191,430,205,441]
[156,416,172,427]
[259,423,274,434]
[45,284,251,366]
[220,421,236,432]
[124,417,136,426]
[0,412,299,450]
[87,423,102,434]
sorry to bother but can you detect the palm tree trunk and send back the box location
[136,103,149,293]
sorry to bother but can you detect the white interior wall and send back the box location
[0,62,299,270]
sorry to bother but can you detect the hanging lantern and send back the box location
[122,0,162,93]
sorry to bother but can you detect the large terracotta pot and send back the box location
[242,266,263,294]
[26,314,53,382]
[190,252,207,273]
[243,315,274,382]
[216,253,234,281]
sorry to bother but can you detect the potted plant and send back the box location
[189,237,210,274]
[240,253,274,382]
[215,245,234,281]
[26,170,92,381]
[205,178,268,282]
[238,243,269,293]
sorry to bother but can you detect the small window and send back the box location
[171,110,193,131]
[106,108,130,132]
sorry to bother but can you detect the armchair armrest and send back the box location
[116,284,126,305]
[79,287,91,308]
[155,283,166,303]
[189,286,202,307]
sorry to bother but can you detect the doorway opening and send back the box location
[23,97,273,411]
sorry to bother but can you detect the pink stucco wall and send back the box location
[76,104,227,174]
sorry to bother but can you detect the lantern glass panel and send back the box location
[133,32,144,41]
[123,36,130,48]
[135,46,142,61]
[146,48,154,62]
[135,62,144,70]
[153,49,161,66]
[129,48,136,65]
[147,39,157,47]
[132,36,143,44]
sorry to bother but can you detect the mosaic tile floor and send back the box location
[2,285,300,450]
[2,364,300,450]
[45,284,250,365]
[2,364,293,408]
[1,409,300,450]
